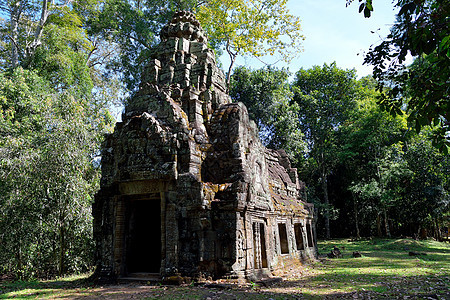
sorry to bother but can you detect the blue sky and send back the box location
[222,0,400,78]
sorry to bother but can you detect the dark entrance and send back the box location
[294,223,304,250]
[259,223,268,268]
[278,223,289,254]
[306,223,314,248]
[126,198,161,273]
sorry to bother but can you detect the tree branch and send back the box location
[25,0,50,61]
[225,39,238,89]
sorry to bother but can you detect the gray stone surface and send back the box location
[93,11,317,282]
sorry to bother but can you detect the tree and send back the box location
[196,0,304,86]
[339,77,409,237]
[293,62,358,239]
[0,68,113,279]
[0,0,121,99]
[229,66,305,162]
[86,0,199,92]
[0,0,115,278]
[87,0,305,91]
[335,77,448,238]
[1,1,92,68]
[401,132,449,239]
[349,0,450,153]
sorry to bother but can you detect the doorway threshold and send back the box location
[119,272,161,283]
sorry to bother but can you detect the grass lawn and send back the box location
[1,238,449,299]
[285,238,450,299]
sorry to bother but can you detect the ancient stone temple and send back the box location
[93,11,317,282]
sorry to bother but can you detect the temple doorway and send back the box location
[125,198,161,273]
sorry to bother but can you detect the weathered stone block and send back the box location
[178,38,190,52]
[190,41,207,54]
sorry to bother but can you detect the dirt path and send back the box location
[51,265,318,300]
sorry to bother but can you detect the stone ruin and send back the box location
[93,11,317,282]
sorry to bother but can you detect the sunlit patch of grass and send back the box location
[0,272,94,299]
[304,238,450,298]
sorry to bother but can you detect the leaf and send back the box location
[415,121,421,133]
[398,4,409,16]
[440,35,450,49]
[359,3,365,13]
[364,7,371,18]
[433,118,440,127]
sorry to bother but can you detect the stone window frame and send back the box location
[293,222,306,251]
[252,220,268,269]
[277,222,290,255]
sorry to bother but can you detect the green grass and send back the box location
[1,238,449,299]
[0,273,95,299]
[294,238,450,299]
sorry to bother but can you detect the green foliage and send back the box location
[0,1,115,280]
[338,81,448,238]
[196,0,304,84]
[293,62,358,158]
[342,97,409,229]
[401,133,450,229]
[229,66,305,163]
[346,0,373,18]
[360,0,450,153]
[0,68,111,279]
[86,0,200,92]
[31,23,93,95]
[292,63,360,238]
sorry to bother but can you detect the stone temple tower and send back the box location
[93,11,317,282]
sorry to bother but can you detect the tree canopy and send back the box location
[293,62,359,239]
[196,0,304,85]
[229,66,305,163]
[0,0,115,278]
[349,0,450,153]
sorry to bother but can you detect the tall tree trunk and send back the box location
[353,195,360,239]
[10,0,23,68]
[377,213,382,237]
[58,225,65,276]
[383,209,391,237]
[24,0,49,66]
[322,169,330,239]
[435,219,442,241]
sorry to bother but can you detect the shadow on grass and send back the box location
[0,276,94,299]
[315,254,450,271]
[320,238,450,253]
[267,273,449,299]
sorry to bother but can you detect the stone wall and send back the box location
[93,11,316,282]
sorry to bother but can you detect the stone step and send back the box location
[119,272,161,282]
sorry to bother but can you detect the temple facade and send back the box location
[93,11,317,282]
